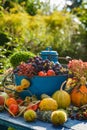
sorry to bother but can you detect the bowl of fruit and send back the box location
[13,56,68,98]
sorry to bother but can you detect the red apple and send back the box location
[47,69,56,76]
[0,96,5,105]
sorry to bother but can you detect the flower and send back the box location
[68,59,87,85]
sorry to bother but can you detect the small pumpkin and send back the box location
[39,98,58,111]
[70,85,87,107]
[52,81,71,109]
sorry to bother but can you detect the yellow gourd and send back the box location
[39,97,58,111]
[52,81,71,109]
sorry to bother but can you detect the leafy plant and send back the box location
[10,51,35,68]
[25,0,41,16]
[0,0,87,74]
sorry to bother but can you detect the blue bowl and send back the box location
[14,74,68,99]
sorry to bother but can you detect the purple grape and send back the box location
[13,56,68,77]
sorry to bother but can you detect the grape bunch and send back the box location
[67,104,87,120]
[14,56,68,78]
[13,62,35,78]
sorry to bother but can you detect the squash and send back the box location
[52,81,71,109]
[21,79,30,89]
[70,85,87,107]
[51,110,67,125]
[39,98,58,111]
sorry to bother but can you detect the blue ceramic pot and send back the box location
[14,74,68,99]
[40,47,60,65]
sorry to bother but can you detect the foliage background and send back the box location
[0,0,87,74]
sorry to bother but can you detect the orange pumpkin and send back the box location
[70,85,87,107]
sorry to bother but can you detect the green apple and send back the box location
[0,92,9,100]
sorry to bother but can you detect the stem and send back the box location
[60,80,66,90]
[16,106,26,117]
[17,100,40,117]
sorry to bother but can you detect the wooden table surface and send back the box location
[0,111,87,130]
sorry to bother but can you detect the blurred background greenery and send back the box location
[0,0,87,74]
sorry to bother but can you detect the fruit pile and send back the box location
[0,91,68,125]
[0,58,87,130]
[0,80,87,128]
[67,104,87,120]
[13,56,68,78]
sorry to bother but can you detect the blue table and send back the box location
[0,111,87,130]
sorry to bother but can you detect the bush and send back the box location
[10,51,35,68]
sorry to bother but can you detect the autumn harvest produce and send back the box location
[70,84,87,107]
[0,92,9,107]
[5,97,18,107]
[15,78,30,92]
[51,110,67,125]
[52,81,71,109]
[67,59,87,107]
[67,104,87,120]
[9,104,19,115]
[24,109,37,122]
[13,56,68,78]
[11,56,68,98]
[39,97,58,111]
[0,57,87,130]
[0,95,5,105]
[0,92,9,100]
